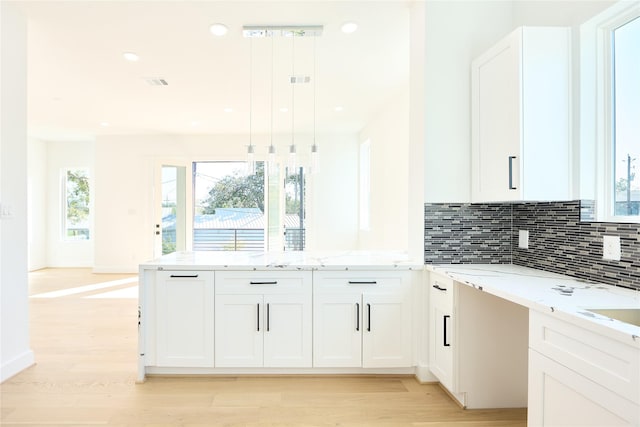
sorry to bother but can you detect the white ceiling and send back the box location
[18,1,412,140]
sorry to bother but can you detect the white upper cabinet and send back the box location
[471,27,571,202]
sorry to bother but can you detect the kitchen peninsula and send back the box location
[137,251,423,381]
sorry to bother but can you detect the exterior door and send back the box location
[155,162,188,257]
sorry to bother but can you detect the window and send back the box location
[192,161,265,251]
[359,139,371,230]
[62,168,90,240]
[581,2,640,222]
[611,16,639,218]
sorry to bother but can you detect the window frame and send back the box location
[582,1,640,223]
[61,167,91,241]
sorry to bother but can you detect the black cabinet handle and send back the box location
[444,315,450,347]
[348,281,377,285]
[266,303,270,332]
[169,274,199,278]
[432,284,447,291]
[250,281,278,285]
[367,303,371,332]
[257,304,260,331]
[356,303,360,331]
[508,156,517,190]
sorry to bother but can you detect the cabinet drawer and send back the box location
[215,271,312,295]
[429,272,454,309]
[313,270,410,294]
[530,310,640,404]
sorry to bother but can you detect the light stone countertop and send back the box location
[426,264,640,347]
[140,250,423,271]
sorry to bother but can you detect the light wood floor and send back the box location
[1,268,527,426]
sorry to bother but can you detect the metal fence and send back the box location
[284,228,305,251]
[193,228,265,251]
[163,227,305,251]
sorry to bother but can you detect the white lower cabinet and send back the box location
[427,271,529,408]
[214,271,312,368]
[528,311,640,426]
[155,271,215,367]
[428,272,454,390]
[313,271,412,368]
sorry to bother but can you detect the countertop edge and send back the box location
[426,264,640,349]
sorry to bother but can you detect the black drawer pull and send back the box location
[444,315,450,347]
[432,284,447,291]
[348,281,377,285]
[250,281,278,285]
[170,274,198,278]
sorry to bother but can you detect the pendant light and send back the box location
[268,33,277,170]
[246,37,256,175]
[310,35,319,174]
[288,35,297,175]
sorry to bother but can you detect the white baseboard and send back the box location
[414,364,438,383]
[1,349,35,383]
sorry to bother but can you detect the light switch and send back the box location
[602,235,621,261]
[518,230,529,249]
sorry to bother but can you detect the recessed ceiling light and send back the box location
[210,23,229,36]
[341,22,358,34]
[191,121,200,126]
[100,122,110,127]
[334,106,344,112]
[122,52,139,62]
[224,107,233,113]
[279,107,289,113]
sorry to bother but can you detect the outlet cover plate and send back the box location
[518,230,529,249]
[602,235,621,261]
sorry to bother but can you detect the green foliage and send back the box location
[66,170,90,225]
[202,162,265,214]
[285,173,303,215]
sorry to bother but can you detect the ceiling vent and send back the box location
[290,75,311,84]
[144,78,168,86]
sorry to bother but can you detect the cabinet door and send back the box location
[155,271,214,367]
[471,28,522,202]
[313,293,362,368]
[215,294,263,367]
[263,294,312,368]
[529,349,639,426]
[362,292,412,368]
[429,274,454,388]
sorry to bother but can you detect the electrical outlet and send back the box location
[518,230,529,249]
[602,235,621,261]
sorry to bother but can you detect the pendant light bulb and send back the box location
[288,144,297,174]
[268,145,277,170]
[310,143,319,174]
[246,145,256,175]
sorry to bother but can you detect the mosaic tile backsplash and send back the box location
[424,201,640,291]
[424,203,512,264]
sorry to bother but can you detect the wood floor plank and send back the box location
[0,268,527,426]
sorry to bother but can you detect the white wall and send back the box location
[93,133,358,272]
[358,89,410,250]
[424,0,514,203]
[1,2,34,382]
[27,138,47,271]
[45,140,95,267]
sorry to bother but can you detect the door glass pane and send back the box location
[285,167,305,251]
[161,166,186,255]
[193,161,265,251]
